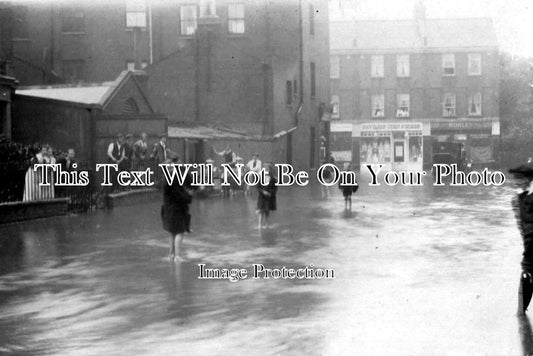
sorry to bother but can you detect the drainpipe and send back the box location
[295,0,304,127]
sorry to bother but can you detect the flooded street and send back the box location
[0,181,530,355]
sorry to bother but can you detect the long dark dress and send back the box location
[257,176,277,213]
[161,180,192,235]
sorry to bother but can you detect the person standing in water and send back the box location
[510,159,533,315]
[161,155,193,262]
[256,163,277,229]
[339,162,358,211]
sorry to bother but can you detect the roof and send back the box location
[330,18,498,52]
[15,70,150,109]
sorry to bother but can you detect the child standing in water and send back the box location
[256,163,277,229]
[339,162,358,211]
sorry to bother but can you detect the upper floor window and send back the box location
[371,55,384,78]
[442,92,456,117]
[227,4,245,34]
[331,95,340,119]
[468,54,482,76]
[180,5,198,36]
[371,94,385,118]
[330,56,340,79]
[310,62,316,98]
[309,4,315,35]
[12,6,29,39]
[61,5,85,33]
[200,0,217,18]
[468,92,482,116]
[286,80,293,106]
[396,54,409,77]
[125,0,146,28]
[397,94,410,117]
[442,54,455,76]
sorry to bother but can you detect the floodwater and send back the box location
[0,177,531,355]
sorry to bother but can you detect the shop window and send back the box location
[361,136,391,163]
[442,92,456,117]
[396,54,409,77]
[468,92,482,116]
[286,80,293,106]
[330,56,340,79]
[409,135,422,162]
[180,5,198,35]
[371,94,385,118]
[331,95,340,119]
[371,55,384,78]
[397,94,410,117]
[468,54,481,76]
[442,53,455,76]
[61,5,85,33]
[228,3,245,34]
[125,0,146,28]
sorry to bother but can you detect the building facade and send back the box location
[0,0,330,169]
[329,13,500,171]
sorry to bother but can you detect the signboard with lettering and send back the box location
[360,122,423,132]
[431,121,493,131]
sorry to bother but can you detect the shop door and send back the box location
[394,141,405,162]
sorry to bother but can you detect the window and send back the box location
[200,0,217,18]
[397,94,410,117]
[442,54,455,76]
[371,94,385,118]
[125,0,146,28]
[468,92,482,116]
[61,6,85,33]
[228,3,245,34]
[180,5,198,35]
[286,81,293,106]
[371,55,384,78]
[63,60,85,82]
[330,56,340,79]
[310,62,316,98]
[126,61,148,70]
[468,54,482,75]
[293,79,298,99]
[309,4,315,35]
[331,95,340,119]
[12,6,29,39]
[442,93,456,117]
[396,54,409,77]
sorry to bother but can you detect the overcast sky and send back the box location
[329,0,533,57]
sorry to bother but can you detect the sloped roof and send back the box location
[330,18,498,52]
[15,71,148,109]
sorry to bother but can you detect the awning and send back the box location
[168,125,255,140]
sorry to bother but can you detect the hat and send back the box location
[159,133,167,138]
[509,159,533,178]
[235,156,243,162]
[116,133,124,138]
[205,158,215,163]
[125,134,133,139]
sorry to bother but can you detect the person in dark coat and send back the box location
[161,156,192,262]
[256,162,277,229]
[510,159,533,315]
[338,162,358,211]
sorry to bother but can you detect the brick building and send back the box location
[0,0,330,169]
[329,11,500,171]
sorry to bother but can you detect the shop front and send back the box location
[353,122,428,172]
[430,118,500,166]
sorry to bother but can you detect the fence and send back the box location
[0,160,96,212]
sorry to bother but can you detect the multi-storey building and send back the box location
[0,0,330,169]
[330,10,500,171]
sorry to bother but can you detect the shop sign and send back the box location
[360,122,423,132]
[431,121,492,131]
